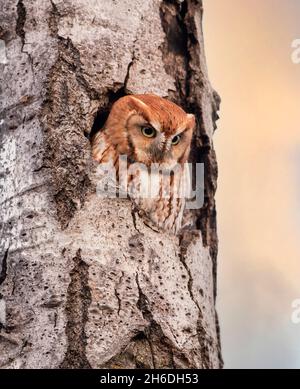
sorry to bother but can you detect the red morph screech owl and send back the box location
[92,94,195,234]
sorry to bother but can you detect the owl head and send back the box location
[102,94,196,169]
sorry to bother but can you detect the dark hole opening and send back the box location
[88,86,128,141]
[131,331,147,341]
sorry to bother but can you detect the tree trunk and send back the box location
[0,0,222,369]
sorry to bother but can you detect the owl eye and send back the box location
[141,126,156,138]
[171,134,181,145]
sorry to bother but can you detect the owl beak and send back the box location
[148,134,172,163]
[150,147,165,162]
[150,146,172,163]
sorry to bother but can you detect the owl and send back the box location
[92,94,195,233]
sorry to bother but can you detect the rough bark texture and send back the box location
[0,0,222,368]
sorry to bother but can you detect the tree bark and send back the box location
[0,0,222,368]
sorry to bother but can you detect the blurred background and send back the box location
[203,0,300,368]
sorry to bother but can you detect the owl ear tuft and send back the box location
[126,96,151,119]
[186,113,196,130]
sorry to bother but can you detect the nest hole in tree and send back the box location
[87,86,129,141]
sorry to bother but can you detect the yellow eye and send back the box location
[171,134,181,145]
[141,126,156,138]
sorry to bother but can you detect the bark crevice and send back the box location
[16,0,26,49]
[179,233,213,368]
[60,249,92,368]
[16,0,34,76]
[160,0,190,103]
[0,248,9,287]
[41,34,95,228]
[114,271,124,316]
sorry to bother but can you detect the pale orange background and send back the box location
[204,0,300,368]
